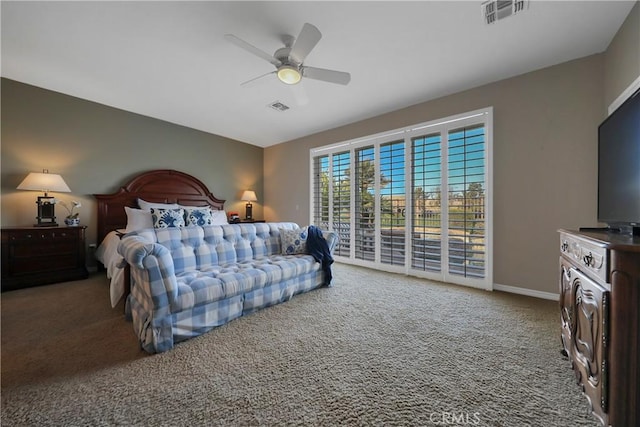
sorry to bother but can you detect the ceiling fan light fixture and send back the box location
[277,66,301,85]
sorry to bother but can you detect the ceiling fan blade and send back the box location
[224,34,282,67]
[303,66,351,85]
[289,23,322,64]
[240,71,276,87]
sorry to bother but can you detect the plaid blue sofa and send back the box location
[118,222,337,353]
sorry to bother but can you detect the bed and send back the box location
[94,169,226,307]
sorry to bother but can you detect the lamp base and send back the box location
[36,196,58,227]
[245,202,253,220]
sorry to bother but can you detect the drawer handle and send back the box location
[561,241,568,252]
[583,252,594,267]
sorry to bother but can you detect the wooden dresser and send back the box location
[558,229,640,426]
[1,226,88,292]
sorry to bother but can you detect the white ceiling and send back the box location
[1,1,635,148]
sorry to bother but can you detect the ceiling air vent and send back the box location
[482,0,528,25]
[268,101,290,112]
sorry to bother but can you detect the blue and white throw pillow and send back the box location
[150,208,185,229]
[280,227,309,255]
[184,207,214,226]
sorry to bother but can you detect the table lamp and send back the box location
[17,169,71,226]
[241,190,257,220]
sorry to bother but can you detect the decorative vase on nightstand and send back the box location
[64,217,80,226]
[60,200,82,227]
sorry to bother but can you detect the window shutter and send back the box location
[380,140,406,266]
[411,133,443,272]
[310,108,491,290]
[355,147,375,261]
[332,151,351,257]
[312,155,329,230]
[447,125,486,278]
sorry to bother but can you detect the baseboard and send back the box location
[493,283,559,301]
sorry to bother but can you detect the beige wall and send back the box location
[265,54,604,295]
[1,79,264,251]
[604,1,640,109]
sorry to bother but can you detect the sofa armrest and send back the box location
[322,231,339,254]
[118,235,179,307]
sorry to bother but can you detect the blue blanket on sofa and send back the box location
[307,225,334,285]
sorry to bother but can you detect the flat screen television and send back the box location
[597,87,640,235]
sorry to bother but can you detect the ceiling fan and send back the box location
[224,23,351,87]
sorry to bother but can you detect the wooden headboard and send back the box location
[94,169,225,244]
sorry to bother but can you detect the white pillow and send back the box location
[179,204,208,210]
[138,198,179,211]
[124,207,154,233]
[211,210,229,225]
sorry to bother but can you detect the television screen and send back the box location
[597,88,640,229]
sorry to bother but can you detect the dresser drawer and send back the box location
[560,231,609,284]
[11,253,79,274]
[5,228,77,242]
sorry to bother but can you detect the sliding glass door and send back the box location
[310,108,492,290]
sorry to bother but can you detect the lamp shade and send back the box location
[17,172,71,193]
[241,190,257,202]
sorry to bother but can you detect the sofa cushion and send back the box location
[280,226,309,255]
[171,255,319,312]
[153,222,310,278]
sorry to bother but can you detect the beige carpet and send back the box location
[1,263,599,426]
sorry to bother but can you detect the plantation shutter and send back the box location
[332,151,351,257]
[379,140,406,266]
[355,146,375,261]
[411,133,442,272]
[310,108,492,290]
[447,125,486,278]
[312,155,329,230]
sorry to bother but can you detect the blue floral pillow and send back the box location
[150,208,185,229]
[280,227,309,255]
[184,207,213,226]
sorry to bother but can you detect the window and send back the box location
[310,108,492,290]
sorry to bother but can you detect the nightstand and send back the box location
[1,226,89,292]
[240,219,265,223]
